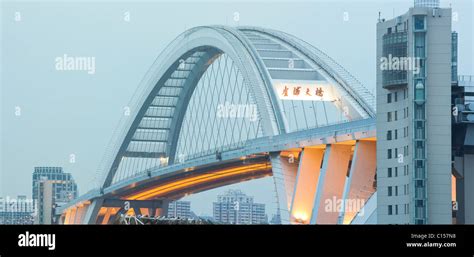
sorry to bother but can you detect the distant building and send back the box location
[32,167,78,224]
[32,167,78,206]
[0,195,36,225]
[167,201,191,219]
[35,179,55,224]
[270,214,282,224]
[213,189,267,224]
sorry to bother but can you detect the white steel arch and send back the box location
[99,25,376,189]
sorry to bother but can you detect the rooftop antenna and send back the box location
[378,11,382,22]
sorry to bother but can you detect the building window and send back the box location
[395,205,399,215]
[416,160,424,169]
[387,112,392,122]
[395,111,398,121]
[395,129,398,139]
[387,93,392,103]
[388,149,392,159]
[414,15,425,31]
[388,205,393,215]
[395,167,398,177]
[388,186,392,196]
[388,168,392,177]
[387,130,392,140]
[394,92,398,102]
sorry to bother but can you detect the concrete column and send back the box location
[290,147,325,224]
[464,154,474,224]
[58,213,66,225]
[102,208,113,224]
[339,140,376,224]
[63,209,72,224]
[74,204,88,224]
[270,152,299,224]
[148,208,155,217]
[68,207,77,225]
[310,144,353,224]
[82,198,104,224]
[454,156,464,224]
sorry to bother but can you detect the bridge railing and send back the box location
[173,117,372,164]
[107,117,375,189]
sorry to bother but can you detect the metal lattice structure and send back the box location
[98,26,375,189]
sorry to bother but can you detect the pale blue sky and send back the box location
[1,0,472,216]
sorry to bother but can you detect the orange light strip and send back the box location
[128,164,268,200]
[126,163,269,200]
[137,168,260,199]
[126,164,262,200]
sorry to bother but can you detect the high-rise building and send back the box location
[35,179,54,224]
[167,201,191,219]
[32,167,78,224]
[213,189,267,224]
[32,167,78,206]
[376,0,453,224]
[0,195,36,224]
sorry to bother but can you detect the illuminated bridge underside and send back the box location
[58,26,377,224]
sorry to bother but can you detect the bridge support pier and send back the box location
[310,144,353,224]
[82,198,103,224]
[270,152,298,224]
[73,204,88,224]
[338,140,376,224]
[290,147,325,224]
[61,198,169,224]
[270,141,376,224]
[454,154,474,224]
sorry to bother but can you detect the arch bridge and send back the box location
[58,26,377,224]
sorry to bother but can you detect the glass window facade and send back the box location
[412,21,428,223]
[382,31,408,88]
[414,16,426,31]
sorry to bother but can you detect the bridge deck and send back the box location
[58,118,375,215]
